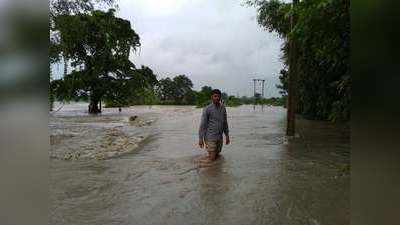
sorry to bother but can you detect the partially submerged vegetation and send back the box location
[248,0,350,121]
[49,0,285,114]
[50,0,349,121]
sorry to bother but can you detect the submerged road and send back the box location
[50,105,349,225]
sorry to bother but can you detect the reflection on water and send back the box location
[50,104,349,225]
[198,156,231,225]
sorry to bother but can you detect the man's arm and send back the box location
[223,107,230,144]
[198,107,208,148]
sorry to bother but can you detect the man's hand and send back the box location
[225,136,230,145]
[199,139,204,149]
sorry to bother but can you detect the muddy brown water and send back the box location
[50,104,349,225]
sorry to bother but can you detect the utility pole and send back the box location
[261,79,265,111]
[286,0,299,136]
[252,78,266,110]
[262,80,265,98]
[253,79,256,97]
[253,79,256,110]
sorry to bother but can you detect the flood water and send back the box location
[50,104,349,225]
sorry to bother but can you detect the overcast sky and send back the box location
[117,0,284,97]
[51,0,285,97]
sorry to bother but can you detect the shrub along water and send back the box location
[247,0,350,121]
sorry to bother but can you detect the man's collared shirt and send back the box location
[199,103,229,141]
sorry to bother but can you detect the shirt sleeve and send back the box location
[199,107,208,140]
[223,107,229,136]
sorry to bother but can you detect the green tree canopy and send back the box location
[156,75,195,105]
[249,0,350,121]
[156,78,175,103]
[50,0,117,17]
[50,9,151,113]
[172,75,194,104]
[195,86,213,107]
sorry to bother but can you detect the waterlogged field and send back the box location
[50,103,349,225]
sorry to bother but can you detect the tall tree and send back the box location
[156,78,176,103]
[248,0,350,121]
[50,0,117,17]
[127,66,158,105]
[172,75,194,104]
[156,75,194,105]
[50,9,143,113]
[195,86,213,107]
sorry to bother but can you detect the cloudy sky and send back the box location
[117,0,284,97]
[51,0,285,97]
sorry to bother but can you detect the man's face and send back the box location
[211,93,221,104]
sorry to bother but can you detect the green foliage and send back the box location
[50,9,156,113]
[155,75,195,105]
[225,96,242,107]
[249,0,350,121]
[172,75,195,104]
[50,0,117,17]
[195,86,213,107]
[238,95,286,107]
[156,78,174,102]
[194,86,243,108]
[256,97,286,106]
[239,96,253,105]
[276,69,288,96]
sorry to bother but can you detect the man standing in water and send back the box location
[198,89,230,162]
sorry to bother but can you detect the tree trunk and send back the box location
[88,99,101,114]
[286,0,299,136]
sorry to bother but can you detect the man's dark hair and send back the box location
[211,89,222,96]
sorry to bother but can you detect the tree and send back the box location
[276,69,288,96]
[50,9,144,113]
[50,0,117,18]
[125,66,158,105]
[248,0,350,121]
[156,78,175,103]
[225,95,242,107]
[156,75,194,105]
[172,75,194,104]
[49,0,118,71]
[184,90,197,105]
[195,86,213,107]
[240,96,252,104]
